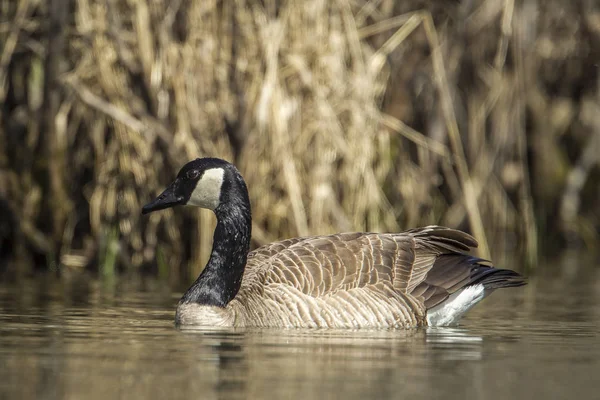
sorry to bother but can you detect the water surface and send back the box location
[1,255,599,400]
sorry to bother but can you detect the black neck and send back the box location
[180,177,251,307]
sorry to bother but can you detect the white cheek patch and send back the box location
[187,168,225,210]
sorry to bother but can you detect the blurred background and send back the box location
[0,0,599,287]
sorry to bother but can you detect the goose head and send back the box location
[142,157,247,215]
[142,157,252,308]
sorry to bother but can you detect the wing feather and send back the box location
[241,226,480,303]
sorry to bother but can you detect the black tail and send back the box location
[471,267,527,290]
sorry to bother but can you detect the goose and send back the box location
[142,157,526,328]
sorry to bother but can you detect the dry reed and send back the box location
[0,0,599,282]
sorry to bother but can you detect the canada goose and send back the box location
[142,157,526,328]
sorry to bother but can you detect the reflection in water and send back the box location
[0,257,599,400]
[424,328,483,361]
[183,327,487,400]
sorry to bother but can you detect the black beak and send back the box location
[142,181,185,214]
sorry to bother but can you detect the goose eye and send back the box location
[186,170,200,180]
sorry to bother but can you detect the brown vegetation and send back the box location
[1,0,598,281]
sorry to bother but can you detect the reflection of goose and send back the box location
[425,328,484,361]
[143,158,526,328]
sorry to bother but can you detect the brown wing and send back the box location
[242,226,479,299]
[398,226,478,294]
[410,254,526,309]
[241,236,319,290]
[247,236,317,264]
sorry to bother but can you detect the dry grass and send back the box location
[1,0,599,281]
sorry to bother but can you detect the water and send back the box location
[1,255,599,400]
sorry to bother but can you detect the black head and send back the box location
[142,158,237,215]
